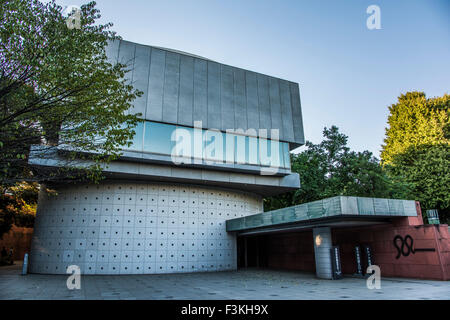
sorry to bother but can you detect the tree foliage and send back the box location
[381,92,450,222]
[264,126,412,211]
[0,182,38,239]
[0,0,142,186]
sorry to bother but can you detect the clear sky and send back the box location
[51,0,449,157]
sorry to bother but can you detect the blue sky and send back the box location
[52,0,449,157]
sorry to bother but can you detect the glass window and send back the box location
[128,121,144,151]
[172,126,193,159]
[248,136,258,165]
[224,133,234,164]
[144,122,175,155]
[259,137,269,166]
[143,121,152,151]
[259,138,282,168]
[225,133,248,165]
[203,129,224,163]
[123,119,291,170]
[192,126,203,161]
[283,143,291,169]
[279,141,285,168]
[270,139,281,168]
[234,134,246,164]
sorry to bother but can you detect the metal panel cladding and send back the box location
[110,40,305,148]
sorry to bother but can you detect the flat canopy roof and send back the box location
[226,196,418,234]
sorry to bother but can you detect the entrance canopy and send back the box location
[226,196,418,235]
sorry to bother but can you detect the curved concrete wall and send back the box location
[29,182,262,275]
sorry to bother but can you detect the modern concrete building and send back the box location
[28,40,305,275]
[28,40,450,280]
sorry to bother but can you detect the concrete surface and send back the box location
[1,263,449,300]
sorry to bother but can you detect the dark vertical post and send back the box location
[256,237,260,268]
[354,245,363,276]
[330,245,343,280]
[244,237,248,268]
[364,245,374,267]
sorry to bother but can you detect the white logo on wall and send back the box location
[366,265,381,289]
[63,5,82,30]
[66,265,81,290]
[366,5,381,30]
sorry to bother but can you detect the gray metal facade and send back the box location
[107,40,305,149]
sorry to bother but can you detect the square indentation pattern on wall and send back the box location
[29,182,262,274]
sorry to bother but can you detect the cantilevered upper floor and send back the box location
[107,40,305,149]
[29,39,305,196]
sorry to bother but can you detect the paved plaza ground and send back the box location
[0,262,449,300]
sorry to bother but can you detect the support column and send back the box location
[313,227,333,279]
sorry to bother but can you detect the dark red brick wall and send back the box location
[0,225,33,261]
[266,230,315,273]
[261,201,450,280]
[332,224,450,280]
[262,223,449,280]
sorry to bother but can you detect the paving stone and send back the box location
[1,265,449,300]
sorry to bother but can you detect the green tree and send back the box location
[0,0,142,186]
[264,126,412,211]
[381,92,450,222]
[0,182,39,239]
